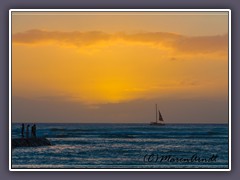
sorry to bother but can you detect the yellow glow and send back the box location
[12,12,228,105]
[81,78,136,103]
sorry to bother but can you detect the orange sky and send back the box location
[11,11,229,123]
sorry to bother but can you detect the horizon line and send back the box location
[12,122,228,124]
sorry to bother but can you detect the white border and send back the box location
[9,9,231,172]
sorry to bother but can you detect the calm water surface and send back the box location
[12,123,229,169]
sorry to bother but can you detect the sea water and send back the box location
[11,123,229,169]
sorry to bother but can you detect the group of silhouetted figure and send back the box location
[21,123,37,138]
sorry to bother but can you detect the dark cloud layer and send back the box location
[12,29,228,55]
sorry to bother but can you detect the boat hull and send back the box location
[150,122,165,126]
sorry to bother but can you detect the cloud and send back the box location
[174,35,228,54]
[12,29,228,55]
[12,29,111,47]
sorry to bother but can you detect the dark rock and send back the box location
[12,138,52,149]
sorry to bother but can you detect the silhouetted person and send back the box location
[34,124,37,138]
[21,123,25,138]
[31,125,34,138]
[31,124,37,138]
[26,124,30,138]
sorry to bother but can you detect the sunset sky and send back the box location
[12,11,229,123]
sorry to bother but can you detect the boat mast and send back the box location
[156,104,158,123]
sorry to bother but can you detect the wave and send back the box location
[12,124,228,140]
[50,128,98,132]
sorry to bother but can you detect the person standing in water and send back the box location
[26,124,30,138]
[34,124,37,138]
[31,125,34,138]
[21,123,25,138]
[31,124,37,138]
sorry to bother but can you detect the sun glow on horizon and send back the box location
[12,12,228,105]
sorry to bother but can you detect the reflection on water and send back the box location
[12,123,229,169]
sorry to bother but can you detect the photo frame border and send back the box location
[9,9,231,172]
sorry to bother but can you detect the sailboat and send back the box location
[150,104,165,126]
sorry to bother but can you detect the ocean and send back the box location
[11,123,229,169]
